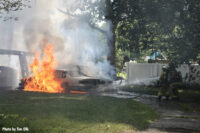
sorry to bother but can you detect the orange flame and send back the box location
[24,43,64,93]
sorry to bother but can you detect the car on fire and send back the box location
[19,65,113,93]
[55,66,113,92]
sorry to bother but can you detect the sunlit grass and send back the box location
[0,90,158,133]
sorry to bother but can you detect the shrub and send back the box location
[0,114,29,129]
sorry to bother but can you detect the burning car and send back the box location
[19,66,113,93]
[55,66,113,92]
[18,44,112,93]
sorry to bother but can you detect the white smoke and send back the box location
[0,0,115,80]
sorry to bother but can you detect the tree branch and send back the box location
[58,8,107,35]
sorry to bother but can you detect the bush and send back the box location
[0,114,29,129]
[189,83,200,90]
[170,82,200,90]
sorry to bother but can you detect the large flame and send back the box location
[24,43,64,93]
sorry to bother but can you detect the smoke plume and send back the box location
[0,0,115,81]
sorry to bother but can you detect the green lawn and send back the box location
[120,85,200,112]
[120,85,159,95]
[0,90,158,133]
[121,85,200,102]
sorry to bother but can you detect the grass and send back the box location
[0,90,158,133]
[120,85,159,95]
[121,85,200,102]
[120,85,200,112]
[178,90,200,102]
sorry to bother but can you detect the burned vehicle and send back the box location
[1,49,113,93]
[55,66,113,92]
[19,65,113,93]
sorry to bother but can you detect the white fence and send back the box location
[126,63,200,85]
[126,63,164,85]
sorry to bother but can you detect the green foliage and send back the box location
[178,89,200,102]
[114,0,200,68]
[170,82,200,90]
[0,114,29,130]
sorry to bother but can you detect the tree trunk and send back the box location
[105,0,118,68]
[108,24,116,67]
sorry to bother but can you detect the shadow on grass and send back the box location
[0,90,158,133]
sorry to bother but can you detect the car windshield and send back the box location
[66,66,97,77]
[69,71,89,77]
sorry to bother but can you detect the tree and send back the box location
[155,0,200,66]
[105,0,142,66]
[115,0,200,70]
[0,0,30,20]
